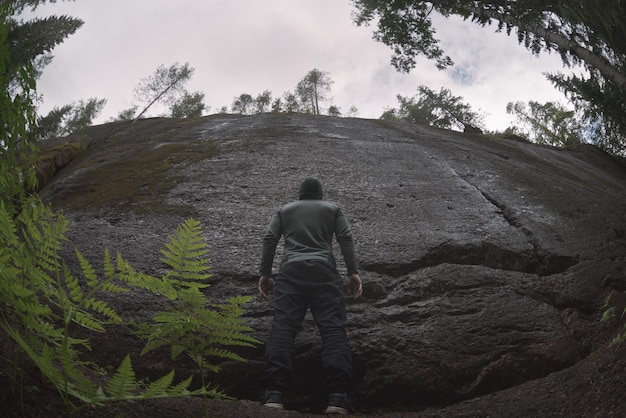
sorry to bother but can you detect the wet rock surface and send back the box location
[38,113,626,414]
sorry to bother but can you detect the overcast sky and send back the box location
[26,0,572,131]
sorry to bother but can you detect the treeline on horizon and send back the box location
[8,0,626,157]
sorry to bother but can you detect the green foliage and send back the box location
[135,218,260,387]
[0,200,257,412]
[328,105,342,117]
[282,91,302,113]
[0,196,123,410]
[7,14,83,73]
[225,69,354,116]
[98,355,223,403]
[351,0,626,154]
[352,0,452,71]
[231,92,255,115]
[255,90,272,113]
[546,72,626,156]
[231,90,274,115]
[505,100,585,147]
[133,62,194,120]
[114,105,138,121]
[31,97,106,141]
[296,68,333,115]
[600,291,626,346]
[170,91,206,118]
[63,98,107,134]
[1,3,38,212]
[2,1,85,212]
[382,84,484,131]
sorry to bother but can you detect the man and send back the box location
[258,177,362,415]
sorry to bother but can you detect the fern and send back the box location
[136,217,260,388]
[92,356,219,404]
[0,197,133,410]
[160,218,212,283]
[1,198,256,413]
[601,291,626,346]
[142,369,176,398]
[105,355,137,398]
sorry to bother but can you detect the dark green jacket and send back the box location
[260,199,358,277]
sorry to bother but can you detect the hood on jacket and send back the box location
[298,177,323,200]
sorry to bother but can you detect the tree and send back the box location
[231,93,254,114]
[65,98,106,133]
[255,90,272,113]
[352,0,626,154]
[30,104,73,141]
[381,85,483,131]
[505,101,584,148]
[132,62,193,121]
[328,105,341,116]
[296,68,333,114]
[271,97,283,113]
[170,91,206,118]
[113,106,138,121]
[282,92,301,113]
[7,11,82,95]
[31,98,106,141]
[2,0,82,206]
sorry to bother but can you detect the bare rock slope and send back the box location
[40,113,626,415]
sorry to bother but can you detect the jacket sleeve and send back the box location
[335,207,358,275]
[260,212,282,276]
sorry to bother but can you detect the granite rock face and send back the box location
[40,113,626,409]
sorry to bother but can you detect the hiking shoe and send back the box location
[262,390,284,410]
[323,392,353,415]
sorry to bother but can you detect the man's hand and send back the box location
[346,273,363,300]
[258,275,275,299]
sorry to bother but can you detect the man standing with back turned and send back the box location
[258,177,362,415]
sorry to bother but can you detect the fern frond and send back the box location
[99,281,129,294]
[142,370,175,398]
[171,344,186,359]
[76,249,99,289]
[72,310,106,332]
[2,278,36,300]
[175,286,208,307]
[105,355,137,399]
[0,200,19,248]
[202,347,247,362]
[131,271,179,300]
[103,247,115,280]
[18,300,53,319]
[160,218,212,283]
[114,252,141,285]
[166,374,194,395]
[600,306,616,324]
[82,298,121,323]
[19,199,68,274]
[65,268,84,304]
[6,325,97,409]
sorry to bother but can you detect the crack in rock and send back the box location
[386,151,579,279]
[361,240,577,278]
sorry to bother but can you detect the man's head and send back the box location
[298,177,323,200]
